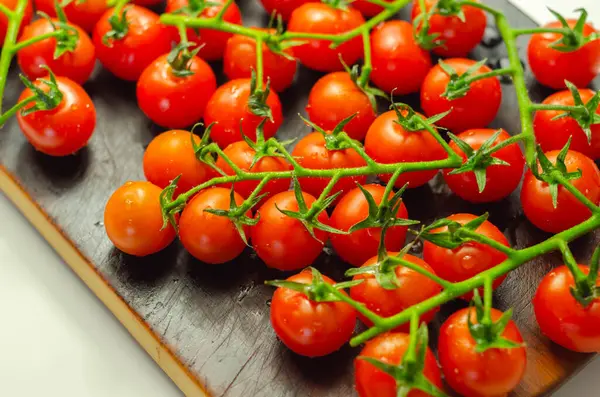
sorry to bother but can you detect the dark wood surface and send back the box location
[1,0,599,395]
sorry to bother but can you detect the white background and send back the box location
[1,1,599,396]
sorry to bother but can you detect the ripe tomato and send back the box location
[438,308,526,397]
[370,20,432,95]
[0,0,32,43]
[291,131,367,200]
[104,181,176,256]
[288,3,364,72]
[411,0,487,57]
[364,109,447,188]
[534,265,600,353]
[421,58,502,132]
[270,270,356,357]
[204,78,283,148]
[329,184,408,266]
[17,18,96,85]
[252,190,328,270]
[143,130,215,196]
[224,29,297,92]
[352,0,393,17]
[423,213,509,298]
[33,0,108,32]
[521,150,600,233]
[179,187,249,264]
[16,76,96,156]
[528,19,600,89]
[355,332,443,397]
[533,89,600,160]
[93,5,171,81]
[444,129,525,203]
[215,140,291,199]
[259,0,314,21]
[137,53,217,129]
[166,0,242,61]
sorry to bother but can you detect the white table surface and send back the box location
[1,1,599,396]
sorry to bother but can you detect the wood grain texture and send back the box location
[0,0,599,396]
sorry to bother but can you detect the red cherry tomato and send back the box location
[352,0,393,18]
[137,53,217,129]
[0,0,32,43]
[520,150,600,233]
[355,332,443,397]
[104,181,177,256]
[534,265,600,353]
[288,3,364,72]
[179,187,249,264]
[204,78,283,148]
[252,190,328,270]
[259,0,315,21]
[93,5,171,81]
[329,184,408,266]
[364,109,447,188]
[370,20,432,95]
[534,88,600,160]
[528,19,600,89]
[270,270,356,357]
[33,0,108,32]
[421,58,502,132]
[16,76,96,156]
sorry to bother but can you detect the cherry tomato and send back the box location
[137,53,217,129]
[33,0,108,32]
[423,213,509,299]
[166,0,242,61]
[521,150,600,233]
[355,332,443,397]
[352,0,393,18]
[215,140,291,199]
[0,0,32,43]
[252,190,328,270]
[370,20,432,95]
[291,131,367,200]
[421,58,502,132]
[438,308,526,397]
[411,0,486,57]
[443,129,525,203]
[16,76,96,156]
[288,3,364,72]
[204,78,283,148]
[143,130,215,196]
[329,184,408,266]
[104,181,176,256]
[528,19,600,89]
[270,270,356,357]
[17,18,96,85]
[93,5,171,81]
[259,0,315,21]
[179,187,249,264]
[364,109,447,188]
[534,265,600,353]
[534,88,600,160]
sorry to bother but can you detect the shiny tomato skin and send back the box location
[93,5,171,81]
[137,54,217,129]
[288,3,364,72]
[104,181,176,257]
[355,332,443,397]
[521,150,600,233]
[352,0,393,17]
[179,187,249,264]
[534,89,600,160]
[411,0,487,57]
[421,58,502,132]
[270,270,356,357]
[166,0,242,61]
[528,20,600,89]
[252,190,328,270]
[17,18,96,85]
[534,265,600,353]
[16,76,96,156]
[259,0,315,21]
[329,185,408,266]
[204,78,283,148]
[33,0,108,32]
[1,0,32,43]
[370,20,432,95]
[364,110,447,188]
[444,129,525,203]
[306,72,376,141]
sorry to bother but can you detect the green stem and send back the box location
[12,30,64,52]
[485,132,526,156]
[403,312,420,364]
[512,27,569,37]
[552,171,600,214]
[464,67,513,84]
[530,103,581,113]
[558,240,587,283]
[0,3,14,18]
[459,0,501,16]
[0,96,35,127]
[215,0,234,20]
[364,0,395,9]
[0,0,29,114]
[388,256,453,289]
[358,30,372,87]
[177,23,188,43]
[417,119,460,160]
[255,36,264,91]
[458,228,516,257]
[481,275,493,327]
[324,283,385,325]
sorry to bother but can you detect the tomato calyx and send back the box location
[264,14,302,61]
[18,68,64,117]
[550,81,600,144]
[103,6,130,46]
[567,245,600,307]
[241,118,290,168]
[391,102,450,132]
[343,61,388,112]
[412,0,456,51]
[248,70,274,120]
[38,4,80,59]
[438,58,488,100]
[300,113,357,151]
[320,0,351,11]
[172,0,217,17]
[547,8,600,52]
[417,212,489,249]
[167,42,202,77]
